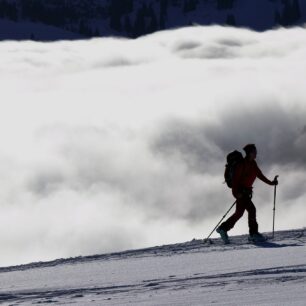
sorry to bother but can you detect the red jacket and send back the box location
[232,159,272,198]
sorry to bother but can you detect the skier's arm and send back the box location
[256,165,274,185]
[232,163,243,198]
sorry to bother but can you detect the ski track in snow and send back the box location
[0,228,305,305]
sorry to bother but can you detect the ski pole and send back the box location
[272,175,279,239]
[204,200,236,243]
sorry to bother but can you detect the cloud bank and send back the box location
[0,25,306,266]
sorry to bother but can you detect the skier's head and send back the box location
[243,144,257,160]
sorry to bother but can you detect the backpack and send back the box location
[224,150,244,188]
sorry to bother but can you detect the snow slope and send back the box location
[0,228,305,305]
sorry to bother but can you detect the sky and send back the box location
[0,24,306,266]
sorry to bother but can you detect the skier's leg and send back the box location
[245,200,258,235]
[219,198,246,232]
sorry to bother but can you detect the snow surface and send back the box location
[0,228,305,305]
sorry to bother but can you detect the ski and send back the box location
[248,236,268,244]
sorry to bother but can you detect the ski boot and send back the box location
[216,227,230,244]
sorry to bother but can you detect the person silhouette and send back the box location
[217,144,278,243]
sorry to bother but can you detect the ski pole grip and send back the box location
[274,175,279,183]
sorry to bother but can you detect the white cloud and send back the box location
[0,25,306,266]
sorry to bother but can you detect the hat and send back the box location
[243,144,257,154]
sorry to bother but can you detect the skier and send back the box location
[217,144,278,243]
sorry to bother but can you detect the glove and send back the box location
[271,176,279,186]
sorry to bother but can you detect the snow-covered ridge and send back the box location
[0,228,305,305]
[0,227,304,271]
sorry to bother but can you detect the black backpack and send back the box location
[224,150,244,188]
